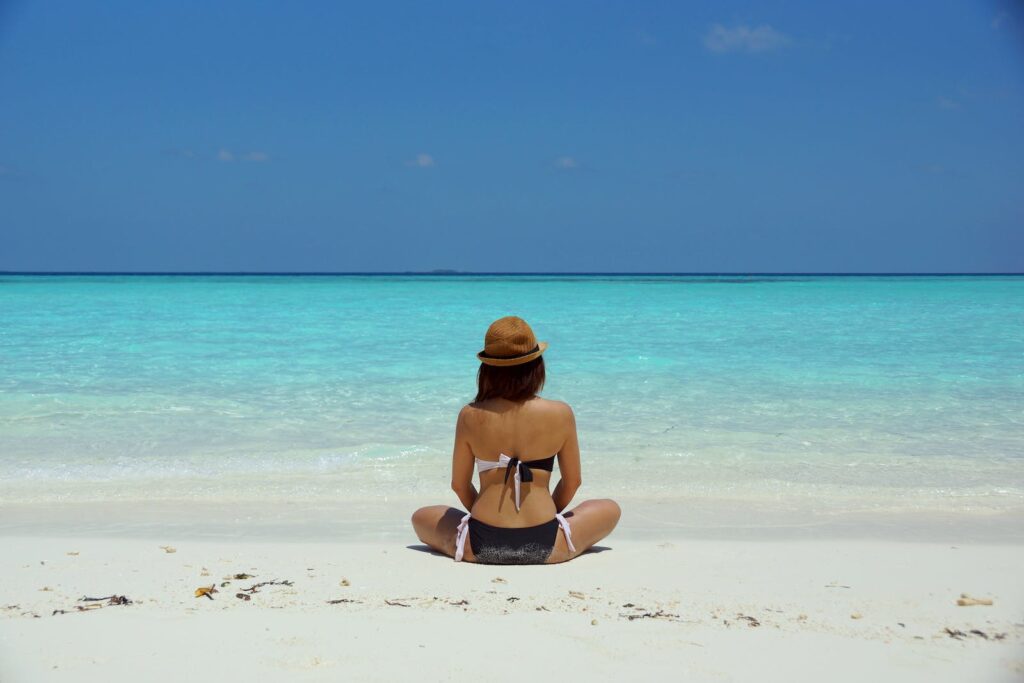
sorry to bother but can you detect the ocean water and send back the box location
[1,275,1022,522]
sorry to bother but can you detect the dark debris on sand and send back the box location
[944,627,1007,641]
[52,595,133,616]
[620,609,680,622]
[238,579,293,595]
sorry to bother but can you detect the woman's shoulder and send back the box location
[460,397,573,419]
[529,396,573,417]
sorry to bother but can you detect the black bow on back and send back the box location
[503,456,534,484]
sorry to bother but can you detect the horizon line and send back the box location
[1,271,1023,277]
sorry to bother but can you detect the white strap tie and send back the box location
[453,512,575,562]
[555,513,577,554]
[476,454,531,511]
[454,512,471,562]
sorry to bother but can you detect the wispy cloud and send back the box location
[992,12,1009,29]
[937,96,959,110]
[921,162,966,176]
[405,153,435,168]
[704,24,790,54]
[0,163,25,181]
[217,148,270,163]
[553,156,578,170]
[636,29,658,46]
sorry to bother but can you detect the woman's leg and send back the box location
[547,498,621,563]
[410,505,474,559]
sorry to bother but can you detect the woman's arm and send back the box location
[450,406,479,511]
[552,404,582,513]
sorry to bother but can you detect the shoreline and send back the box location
[2,497,1022,544]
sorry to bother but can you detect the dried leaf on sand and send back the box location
[194,585,218,600]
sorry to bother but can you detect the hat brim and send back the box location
[477,341,548,367]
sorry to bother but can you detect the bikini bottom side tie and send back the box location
[454,513,472,562]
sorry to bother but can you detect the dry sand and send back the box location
[1,533,1022,682]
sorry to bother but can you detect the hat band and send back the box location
[478,344,540,361]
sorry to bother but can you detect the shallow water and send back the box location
[1,275,1022,522]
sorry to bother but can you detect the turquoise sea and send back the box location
[1,275,1022,528]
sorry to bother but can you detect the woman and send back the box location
[411,316,621,564]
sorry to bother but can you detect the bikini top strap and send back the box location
[474,454,548,512]
[503,455,530,511]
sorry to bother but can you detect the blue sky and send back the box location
[1,1,1022,272]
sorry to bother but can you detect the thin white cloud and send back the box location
[217,149,269,163]
[554,156,578,169]
[636,29,658,46]
[0,163,27,182]
[161,148,198,160]
[937,96,959,110]
[992,12,1008,29]
[406,153,435,168]
[704,24,790,54]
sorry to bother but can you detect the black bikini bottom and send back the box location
[468,517,559,565]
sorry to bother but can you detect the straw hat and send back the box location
[477,316,548,367]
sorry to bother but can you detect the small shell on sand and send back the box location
[159,546,177,554]
[491,577,507,584]
[850,613,863,619]
[339,579,350,587]
[956,593,993,606]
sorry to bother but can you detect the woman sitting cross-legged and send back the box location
[411,316,621,564]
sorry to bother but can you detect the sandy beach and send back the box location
[3,0,1023,675]
[2,511,1022,682]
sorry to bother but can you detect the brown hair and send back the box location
[474,356,545,403]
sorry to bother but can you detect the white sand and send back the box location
[1,533,1022,682]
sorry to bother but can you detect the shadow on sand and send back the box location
[405,544,612,558]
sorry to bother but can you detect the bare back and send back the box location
[457,396,580,527]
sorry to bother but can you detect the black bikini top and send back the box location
[474,453,558,511]
[518,454,556,472]
[474,454,556,475]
